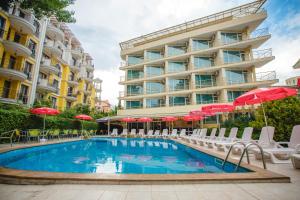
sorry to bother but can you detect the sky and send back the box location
[68,0,300,105]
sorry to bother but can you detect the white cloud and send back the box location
[68,0,300,105]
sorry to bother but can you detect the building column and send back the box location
[191,92,196,105]
[165,95,169,107]
[143,98,147,108]
[220,89,228,103]
[190,73,195,89]
[28,17,49,106]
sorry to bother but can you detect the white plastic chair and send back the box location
[138,129,144,137]
[162,129,169,138]
[120,129,128,137]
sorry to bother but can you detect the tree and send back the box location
[0,0,76,23]
[250,96,300,142]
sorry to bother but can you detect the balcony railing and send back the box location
[195,79,217,88]
[256,71,277,81]
[169,98,190,106]
[120,0,266,50]
[253,48,272,59]
[168,85,189,92]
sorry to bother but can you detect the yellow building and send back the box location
[0,6,96,111]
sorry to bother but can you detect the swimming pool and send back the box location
[0,138,250,174]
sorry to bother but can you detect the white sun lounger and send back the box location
[147,130,154,137]
[170,129,178,138]
[214,127,238,151]
[110,129,118,137]
[162,129,169,138]
[254,125,300,163]
[182,129,199,142]
[206,128,226,148]
[190,129,207,144]
[138,129,144,137]
[179,129,187,138]
[197,128,217,146]
[129,129,136,137]
[120,129,128,137]
[154,130,161,137]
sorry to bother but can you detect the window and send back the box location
[71,57,76,66]
[2,80,11,98]
[83,95,87,104]
[168,62,186,73]
[227,91,245,102]
[146,66,164,77]
[127,70,143,80]
[194,57,214,69]
[168,46,186,56]
[8,56,16,69]
[221,32,242,44]
[146,51,162,60]
[127,85,143,96]
[1,52,6,67]
[168,79,189,91]
[50,97,57,108]
[34,20,40,37]
[195,75,216,88]
[128,56,143,65]
[18,84,28,104]
[223,50,245,64]
[126,101,142,109]
[169,96,189,106]
[192,40,211,50]
[53,79,59,90]
[196,94,218,104]
[28,39,37,57]
[146,82,164,94]
[146,98,165,108]
[24,61,32,80]
[13,33,21,43]
[66,101,72,109]
[69,72,75,81]
[226,70,248,85]
[0,15,6,39]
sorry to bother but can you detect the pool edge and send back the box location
[0,138,291,185]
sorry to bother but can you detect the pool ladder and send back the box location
[222,141,266,172]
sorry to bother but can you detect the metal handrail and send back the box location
[222,141,249,169]
[236,141,266,171]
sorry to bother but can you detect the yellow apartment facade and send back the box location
[0,5,96,111]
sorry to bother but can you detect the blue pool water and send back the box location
[0,138,251,174]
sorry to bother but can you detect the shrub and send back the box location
[0,109,29,133]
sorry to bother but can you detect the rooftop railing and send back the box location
[120,0,266,50]
[256,71,276,81]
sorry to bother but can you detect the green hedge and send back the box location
[0,109,98,133]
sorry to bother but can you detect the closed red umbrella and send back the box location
[233,87,298,139]
[137,117,153,122]
[74,114,93,135]
[30,107,60,139]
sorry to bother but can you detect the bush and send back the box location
[250,96,300,141]
[223,113,255,138]
[0,109,29,133]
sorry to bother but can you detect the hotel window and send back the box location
[192,40,211,51]
[53,79,59,90]
[223,50,245,64]
[227,91,245,102]
[28,39,37,58]
[24,61,32,80]
[127,85,143,96]
[0,16,6,39]
[226,70,248,85]
[83,95,87,104]
[194,57,214,69]
[146,82,164,94]
[195,75,216,88]
[67,87,73,95]
[168,46,186,56]
[69,72,75,81]
[146,66,164,77]
[168,79,189,91]
[127,70,143,80]
[169,96,189,106]
[0,52,6,67]
[196,94,218,104]
[50,97,57,108]
[8,56,16,69]
[126,101,142,109]
[13,33,21,43]
[145,51,162,60]
[2,80,11,98]
[18,84,28,104]
[221,32,242,44]
[66,101,72,109]
[168,62,186,73]
[128,55,143,65]
[146,98,165,108]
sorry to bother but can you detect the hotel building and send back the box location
[118,0,278,119]
[0,5,96,110]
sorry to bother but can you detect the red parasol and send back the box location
[182,115,203,121]
[74,114,93,121]
[30,107,60,137]
[121,117,136,122]
[201,104,235,113]
[137,117,153,122]
[161,116,178,122]
[189,110,216,117]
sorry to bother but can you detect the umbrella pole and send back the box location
[216,114,220,131]
[43,114,46,139]
[81,121,83,136]
[261,103,271,142]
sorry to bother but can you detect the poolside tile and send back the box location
[151,184,175,191]
[100,191,127,200]
[127,185,152,191]
[152,191,178,200]
[125,191,151,200]
[175,191,206,200]
[173,184,198,191]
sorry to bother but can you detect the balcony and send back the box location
[0,87,28,105]
[169,97,190,107]
[69,63,80,72]
[43,39,63,57]
[40,58,60,75]
[0,66,28,81]
[82,74,93,82]
[66,92,77,101]
[8,12,36,35]
[68,77,79,86]
[195,79,216,89]
[2,40,31,57]
[85,64,94,72]
[46,23,64,41]
[71,47,82,59]
[37,79,58,93]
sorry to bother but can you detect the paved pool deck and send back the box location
[0,138,300,200]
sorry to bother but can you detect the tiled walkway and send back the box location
[0,139,300,200]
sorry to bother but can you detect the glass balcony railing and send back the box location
[195,78,216,88]
[169,97,190,106]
